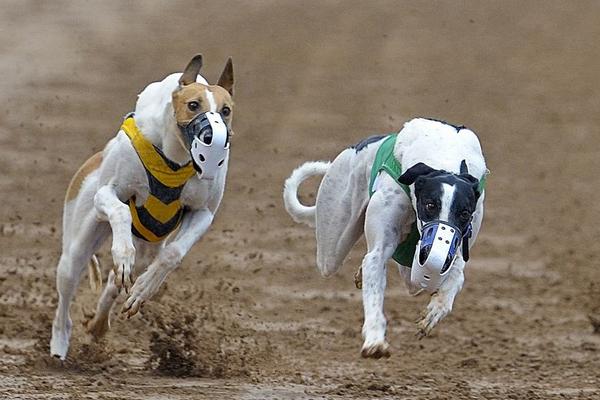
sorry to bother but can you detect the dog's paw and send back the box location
[416,294,452,339]
[50,320,72,360]
[122,294,145,319]
[360,341,391,359]
[121,271,155,319]
[121,282,146,319]
[86,313,110,339]
[354,267,363,289]
[111,243,135,291]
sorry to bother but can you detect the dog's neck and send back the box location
[134,104,191,166]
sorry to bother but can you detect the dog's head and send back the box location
[398,160,482,291]
[172,54,234,179]
[399,160,481,236]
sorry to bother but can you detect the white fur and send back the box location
[205,88,217,112]
[50,72,227,360]
[438,183,455,222]
[283,118,487,358]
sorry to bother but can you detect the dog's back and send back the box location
[396,118,486,179]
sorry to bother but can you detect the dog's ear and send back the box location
[217,57,234,96]
[459,173,482,200]
[179,54,203,86]
[459,160,482,199]
[460,159,469,174]
[398,162,436,185]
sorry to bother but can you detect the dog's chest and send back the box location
[122,117,209,241]
[127,170,193,242]
[179,178,214,207]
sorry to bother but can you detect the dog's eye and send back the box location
[425,202,436,212]
[188,101,200,111]
[221,106,231,117]
[460,210,471,221]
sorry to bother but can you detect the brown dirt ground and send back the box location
[1,1,600,399]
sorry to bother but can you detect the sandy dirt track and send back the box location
[1,1,600,399]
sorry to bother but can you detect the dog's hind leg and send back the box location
[86,269,118,339]
[315,149,370,277]
[51,253,78,359]
[87,240,159,338]
[50,213,110,359]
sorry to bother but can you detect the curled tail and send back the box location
[283,161,330,227]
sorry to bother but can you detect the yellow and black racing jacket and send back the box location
[121,116,195,242]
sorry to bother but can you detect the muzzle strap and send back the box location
[461,223,473,262]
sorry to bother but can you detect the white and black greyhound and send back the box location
[283,118,487,358]
[50,54,234,360]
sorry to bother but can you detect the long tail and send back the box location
[88,254,102,292]
[283,161,330,227]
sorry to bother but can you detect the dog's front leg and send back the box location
[121,208,214,318]
[360,185,409,358]
[94,185,136,291]
[417,258,465,338]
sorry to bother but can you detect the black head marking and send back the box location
[398,162,437,185]
[406,164,480,236]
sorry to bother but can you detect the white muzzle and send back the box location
[411,221,462,293]
[183,111,230,180]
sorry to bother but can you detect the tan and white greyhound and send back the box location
[50,55,234,360]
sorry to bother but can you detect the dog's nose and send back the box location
[201,130,213,145]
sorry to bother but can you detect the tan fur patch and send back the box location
[65,152,103,203]
[172,83,211,124]
[171,83,234,127]
[209,85,234,125]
